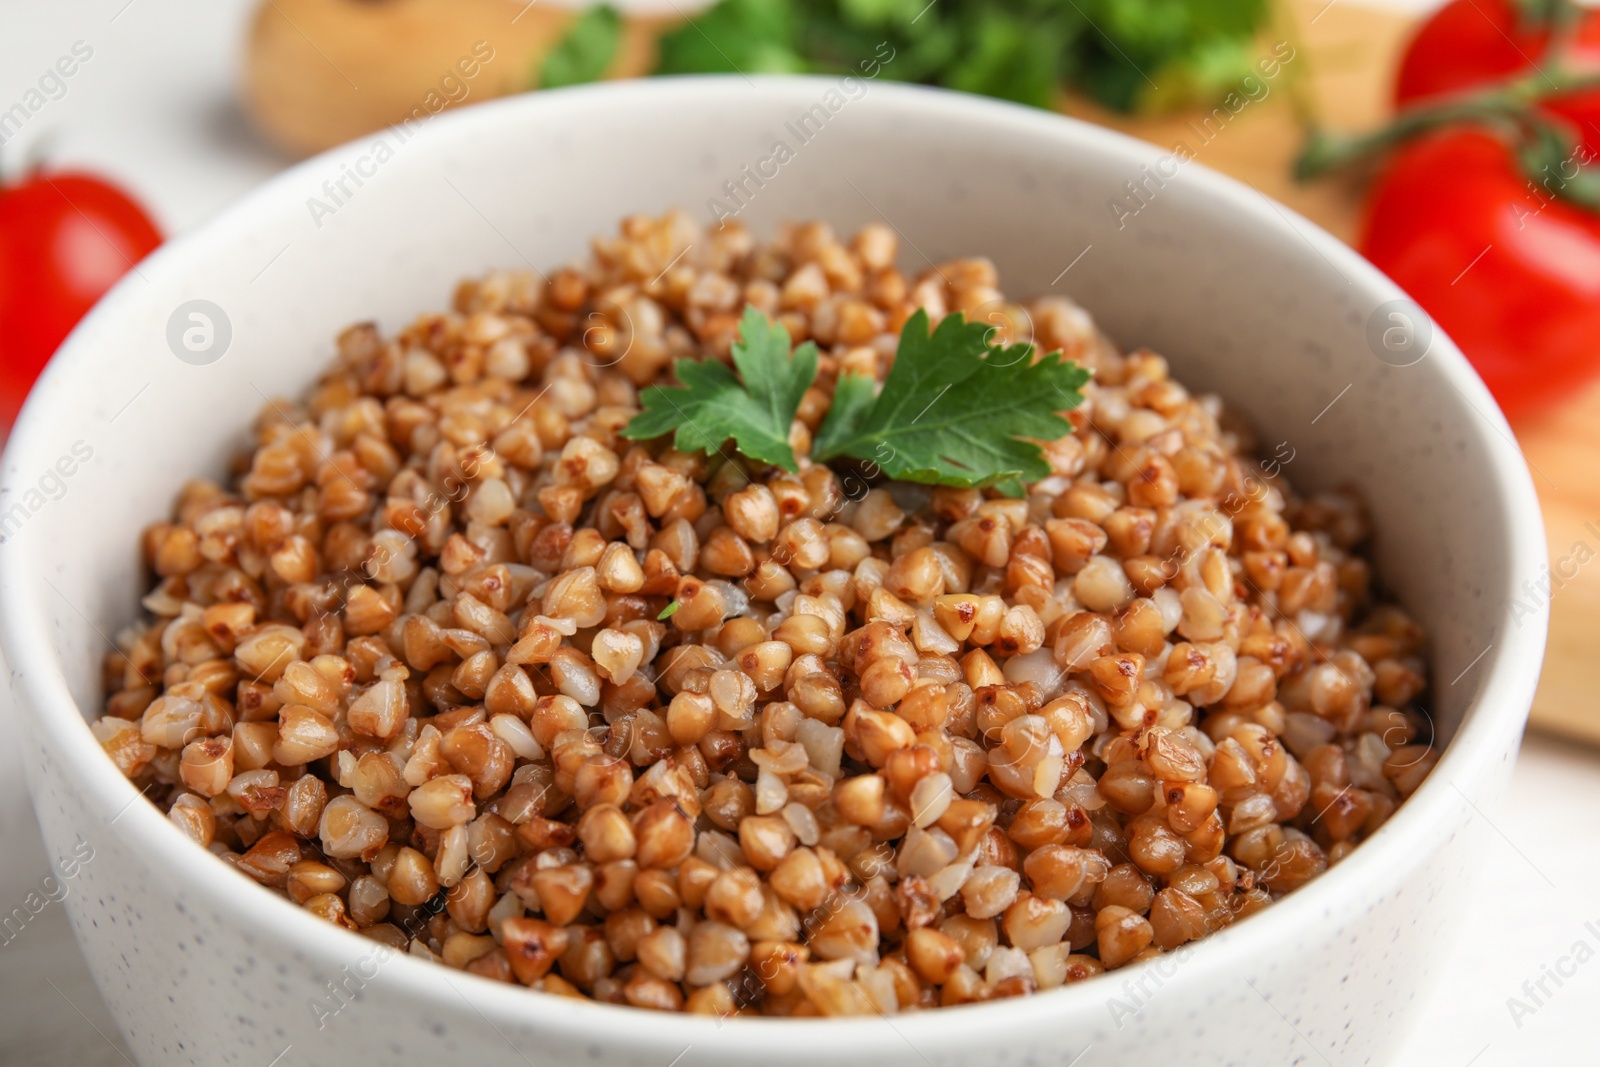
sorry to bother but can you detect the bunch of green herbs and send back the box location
[544,0,1273,113]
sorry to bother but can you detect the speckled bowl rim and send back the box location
[0,77,1549,1057]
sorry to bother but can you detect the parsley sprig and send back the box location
[620,305,1089,498]
[620,307,819,472]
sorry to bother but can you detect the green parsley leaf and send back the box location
[621,304,1088,495]
[655,0,811,75]
[812,309,1089,497]
[621,306,819,472]
[540,5,623,89]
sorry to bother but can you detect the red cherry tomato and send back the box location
[1361,129,1600,419]
[0,171,162,434]
[1394,0,1600,106]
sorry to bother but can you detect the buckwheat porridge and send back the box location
[96,210,1437,1016]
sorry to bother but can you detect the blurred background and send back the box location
[1,0,1596,1062]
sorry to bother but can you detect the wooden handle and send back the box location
[241,0,665,157]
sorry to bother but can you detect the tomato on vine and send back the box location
[1299,0,1600,420]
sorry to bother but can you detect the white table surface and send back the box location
[1,0,1594,1063]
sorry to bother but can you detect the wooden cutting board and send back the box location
[1091,0,1600,746]
[244,0,1597,743]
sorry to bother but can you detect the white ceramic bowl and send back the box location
[0,78,1547,1066]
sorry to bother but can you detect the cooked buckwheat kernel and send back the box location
[102,211,1435,1016]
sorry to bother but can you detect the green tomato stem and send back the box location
[1295,68,1600,214]
[1510,0,1583,36]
